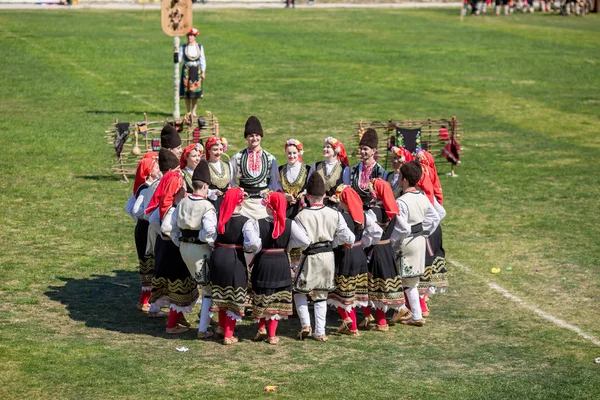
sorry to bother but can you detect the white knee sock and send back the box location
[294,293,311,329]
[313,300,327,336]
[198,297,213,333]
[405,287,422,320]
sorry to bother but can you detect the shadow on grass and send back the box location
[77,175,128,182]
[43,269,349,341]
[87,110,173,118]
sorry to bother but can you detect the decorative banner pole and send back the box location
[161,0,193,120]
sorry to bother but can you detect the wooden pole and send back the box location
[173,36,180,120]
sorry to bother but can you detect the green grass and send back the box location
[1,8,599,400]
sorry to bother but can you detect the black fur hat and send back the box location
[161,124,182,149]
[158,148,180,173]
[359,128,378,149]
[192,160,211,184]
[306,172,326,197]
[244,116,263,137]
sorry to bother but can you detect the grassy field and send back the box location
[1,8,599,400]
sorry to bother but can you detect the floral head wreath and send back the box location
[324,137,341,154]
[390,146,406,162]
[195,142,205,155]
[261,190,274,207]
[206,136,228,152]
[333,184,348,202]
[285,138,304,155]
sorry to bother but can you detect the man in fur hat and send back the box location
[229,116,281,220]
[169,160,217,339]
[343,128,387,207]
[292,173,355,341]
[161,124,183,158]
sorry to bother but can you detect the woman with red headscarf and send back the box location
[279,138,310,219]
[180,143,204,194]
[328,184,383,337]
[209,187,253,345]
[145,171,199,334]
[204,136,230,211]
[362,178,406,332]
[308,137,348,207]
[125,152,159,312]
[243,191,310,345]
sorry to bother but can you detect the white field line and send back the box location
[1,27,167,114]
[448,259,600,347]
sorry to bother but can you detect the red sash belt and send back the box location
[215,242,243,249]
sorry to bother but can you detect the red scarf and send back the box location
[133,152,157,195]
[372,178,399,219]
[145,170,183,220]
[340,186,364,226]
[218,187,245,234]
[266,192,287,239]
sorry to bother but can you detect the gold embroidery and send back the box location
[208,161,231,190]
[317,161,343,192]
[281,164,307,197]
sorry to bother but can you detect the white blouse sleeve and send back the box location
[125,194,136,221]
[433,198,446,221]
[287,220,311,252]
[165,207,181,246]
[199,209,218,247]
[132,189,147,219]
[423,204,441,237]
[361,212,383,248]
[391,199,411,247]
[199,45,206,71]
[243,219,262,254]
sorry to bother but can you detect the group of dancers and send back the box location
[125,115,448,345]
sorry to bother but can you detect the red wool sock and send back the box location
[166,310,182,329]
[218,310,226,329]
[267,319,278,338]
[258,318,266,331]
[348,309,358,331]
[375,309,387,326]
[138,290,151,305]
[337,307,349,321]
[404,291,411,310]
[419,296,429,313]
[224,315,237,339]
[362,306,372,318]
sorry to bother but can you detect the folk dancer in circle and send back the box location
[244,191,311,345]
[279,138,310,219]
[180,143,204,194]
[169,160,218,339]
[391,161,441,326]
[229,116,281,220]
[344,128,387,208]
[386,146,414,199]
[293,173,355,341]
[328,184,382,337]
[205,136,231,211]
[125,152,160,312]
[308,137,349,207]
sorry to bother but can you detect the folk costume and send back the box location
[328,185,383,336]
[210,188,253,345]
[386,146,414,199]
[279,139,310,219]
[176,28,206,100]
[364,179,406,331]
[169,161,217,338]
[180,143,204,194]
[415,150,448,297]
[145,171,200,334]
[344,129,387,207]
[293,173,355,341]
[392,186,441,325]
[244,192,311,344]
[125,152,158,311]
[229,116,281,220]
[308,137,349,207]
[205,136,231,211]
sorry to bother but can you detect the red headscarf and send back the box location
[262,191,287,239]
[205,136,228,153]
[218,187,245,234]
[144,170,184,220]
[284,139,304,163]
[390,146,414,163]
[180,143,204,170]
[371,178,399,219]
[335,184,364,226]
[324,137,349,167]
[133,152,158,195]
